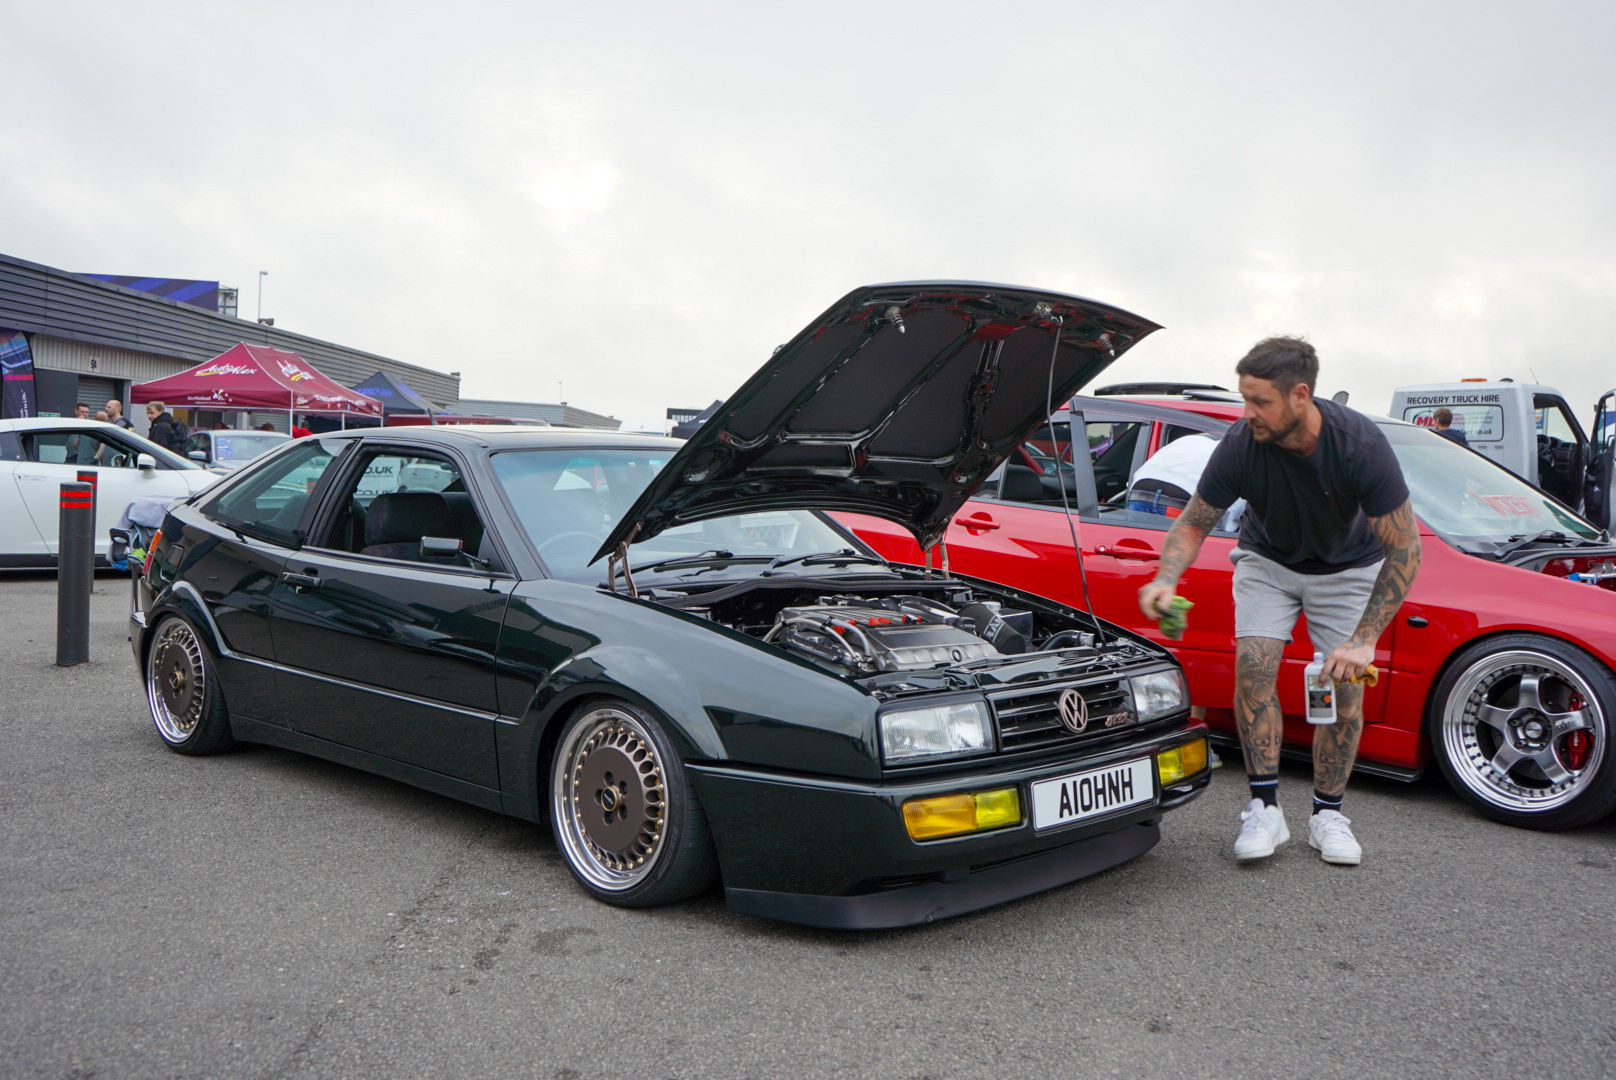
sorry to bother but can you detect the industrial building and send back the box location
[0,251,460,435]
[455,397,620,429]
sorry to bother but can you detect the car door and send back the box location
[0,429,49,560]
[1534,395,1587,509]
[178,437,351,723]
[15,427,193,560]
[268,442,512,790]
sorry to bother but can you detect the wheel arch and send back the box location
[1419,627,1616,743]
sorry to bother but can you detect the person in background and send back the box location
[74,402,90,419]
[105,399,134,430]
[146,401,185,453]
[1431,406,1469,448]
[212,421,229,430]
[258,422,276,432]
[291,416,312,439]
[94,410,108,422]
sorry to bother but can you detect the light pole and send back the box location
[257,270,268,322]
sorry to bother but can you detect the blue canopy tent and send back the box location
[347,370,443,427]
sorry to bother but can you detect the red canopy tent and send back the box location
[130,343,382,428]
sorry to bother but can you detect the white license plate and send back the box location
[1031,758,1156,830]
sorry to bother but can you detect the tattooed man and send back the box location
[1137,338,1420,865]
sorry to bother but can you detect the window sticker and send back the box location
[1477,495,1542,517]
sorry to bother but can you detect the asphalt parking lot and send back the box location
[2,573,1613,1080]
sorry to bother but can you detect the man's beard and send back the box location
[1250,404,1303,444]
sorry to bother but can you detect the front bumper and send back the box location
[689,720,1209,929]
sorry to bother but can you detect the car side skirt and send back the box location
[726,820,1160,929]
[230,715,505,813]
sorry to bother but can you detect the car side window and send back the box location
[204,440,344,545]
[1084,420,1147,503]
[23,430,143,469]
[0,431,22,462]
[318,448,490,568]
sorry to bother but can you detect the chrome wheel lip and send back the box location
[1441,648,1606,814]
[551,706,669,893]
[146,619,205,745]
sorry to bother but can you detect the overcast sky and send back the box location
[5,1,1614,426]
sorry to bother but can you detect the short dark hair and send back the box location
[1433,406,1453,426]
[1236,336,1318,395]
[75,402,89,411]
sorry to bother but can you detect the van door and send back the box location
[1533,394,1588,509]
[1586,392,1615,532]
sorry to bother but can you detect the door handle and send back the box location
[1093,543,1159,560]
[281,572,322,592]
[18,473,45,481]
[959,514,1001,531]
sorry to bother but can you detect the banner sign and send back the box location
[1,328,36,419]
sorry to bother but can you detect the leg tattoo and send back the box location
[1314,681,1364,797]
[1235,637,1286,777]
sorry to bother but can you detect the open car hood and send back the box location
[596,281,1160,559]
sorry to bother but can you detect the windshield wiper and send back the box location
[629,549,772,575]
[1495,530,1590,557]
[763,548,887,574]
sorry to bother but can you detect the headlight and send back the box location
[1130,670,1188,722]
[880,700,993,764]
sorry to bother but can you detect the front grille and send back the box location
[989,678,1134,753]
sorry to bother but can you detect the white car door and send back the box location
[0,431,49,560]
[14,428,198,559]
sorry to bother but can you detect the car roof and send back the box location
[0,417,142,432]
[311,425,684,452]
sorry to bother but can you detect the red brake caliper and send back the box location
[1562,692,1592,770]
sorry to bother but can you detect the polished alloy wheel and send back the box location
[1440,649,1605,814]
[553,706,669,891]
[147,620,207,744]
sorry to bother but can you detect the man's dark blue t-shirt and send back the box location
[1196,398,1409,574]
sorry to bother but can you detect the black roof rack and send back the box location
[1093,381,1230,397]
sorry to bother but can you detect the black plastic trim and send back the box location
[724,819,1160,929]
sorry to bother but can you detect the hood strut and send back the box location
[606,524,641,597]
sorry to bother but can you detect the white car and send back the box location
[0,418,220,567]
[181,428,291,471]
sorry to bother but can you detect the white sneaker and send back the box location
[1308,810,1362,865]
[1233,799,1289,861]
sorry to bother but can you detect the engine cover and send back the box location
[772,603,1000,673]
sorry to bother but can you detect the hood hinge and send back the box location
[606,524,641,597]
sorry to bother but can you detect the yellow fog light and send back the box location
[903,787,1023,840]
[972,787,1022,830]
[1157,737,1209,785]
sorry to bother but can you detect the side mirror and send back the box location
[188,450,208,462]
[136,453,157,472]
[420,536,463,558]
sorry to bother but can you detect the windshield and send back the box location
[490,448,866,582]
[1379,422,1600,543]
[213,432,286,463]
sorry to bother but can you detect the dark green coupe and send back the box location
[131,282,1210,928]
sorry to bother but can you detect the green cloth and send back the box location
[1159,596,1194,640]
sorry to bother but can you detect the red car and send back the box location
[841,390,1616,829]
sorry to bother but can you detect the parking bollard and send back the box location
[57,481,94,666]
[76,470,98,592]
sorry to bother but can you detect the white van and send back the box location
[1390,381,1614,532]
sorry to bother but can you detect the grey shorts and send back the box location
[1230,548,1382,655]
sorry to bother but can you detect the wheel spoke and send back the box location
[1515,673,1547,714]
[1530,747,1574,785]
[1475,703,1517,735]
[1488,743,1526,779]
[1549,708,1594,734]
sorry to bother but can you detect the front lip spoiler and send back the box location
[726,819,1162,929]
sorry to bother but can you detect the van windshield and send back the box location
[1380,423,1600,544]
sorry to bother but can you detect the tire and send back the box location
[548,699,718,907]
[144,615,237,756]
[1429,633,1616,829]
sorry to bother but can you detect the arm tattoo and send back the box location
[1153,494,1226,586]
[1349,499,1422,649]
[1234,636,1285,776]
